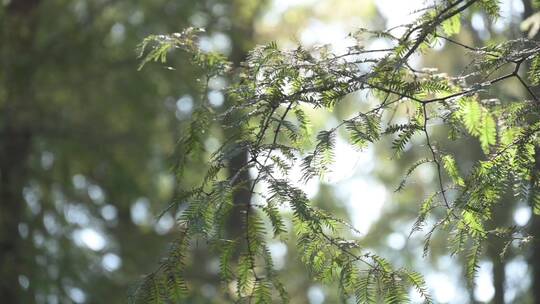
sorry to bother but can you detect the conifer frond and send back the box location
[133,0,540,301]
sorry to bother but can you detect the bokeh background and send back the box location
[1,0,537,303]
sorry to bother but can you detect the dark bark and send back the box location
[487,208,507,304]
[524,1,540,303]
[224,1,263,240]
[491,254,506,304]
[0,0,40,302]
[227,151,253,238]
[530,146,540,304]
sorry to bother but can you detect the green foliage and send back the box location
[396,158,433,192]
[0,1,229,302]
[458,98,498,153]
[442,155,464,187]
[533,191,540,215]
[134,0,540,302]
[441,13,462,36]
[132,231,190,304]
[479,113,497,153]
[345,114,380,150]
[138,28,231,76]
[459,98,483,136]
[529,53,540,85]
[476,0,501,19]
[466,243,483,285]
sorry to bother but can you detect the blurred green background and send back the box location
[1,0,538,303]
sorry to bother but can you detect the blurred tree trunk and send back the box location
[226,0,265,239]
[0,0,40,302]
[487,206,507,304]
[531,146,540,304]
[460,15,509,303]
[523,1,540,303]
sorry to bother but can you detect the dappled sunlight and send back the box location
[3,0,539,302]
[74,228,106,251]
[474,261,495,302]
[102,253,122,272]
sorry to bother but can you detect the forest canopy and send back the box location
[133,0,540,303]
